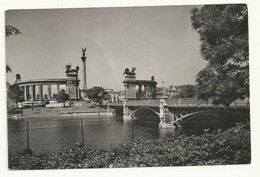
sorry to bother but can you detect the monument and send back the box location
[80,47,88,99]
[123,67,157,100]
[65,64,80,100]
[15,63,80,102]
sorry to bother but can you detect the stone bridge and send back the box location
[107,97,249,129]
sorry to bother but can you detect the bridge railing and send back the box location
[109,98,249,108]
[109,102,123,107]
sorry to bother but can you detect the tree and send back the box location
[190,4,249,107]
[55,89,69,107]
[6,25,22,73]
[85,86,105,105]
[7,84,24,107]
[173,85,197,98]
[6,25,21,37]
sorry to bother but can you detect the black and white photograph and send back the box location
[2,0,259,176]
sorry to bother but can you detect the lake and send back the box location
[8,109,249,154]
[8,114,175,154]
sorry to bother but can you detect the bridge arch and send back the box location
[173,110,208,124]
[130,106,160,118]
[111,106,124,115]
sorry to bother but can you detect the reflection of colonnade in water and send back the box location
[16,78,79,100]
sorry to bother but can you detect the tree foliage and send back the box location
[55,89,69,107]
[190,4,249,106]
[6,25,22,37]
[7,84,24,106]
[173,85,197,98]
[85,86,105,104]
[6,25,21,73]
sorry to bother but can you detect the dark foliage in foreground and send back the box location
[9,122,250,169]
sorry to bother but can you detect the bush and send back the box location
[9,122,250,169]
[7,108,22,115]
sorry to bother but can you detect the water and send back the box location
[8,109,249,154]
[8,115,171,154]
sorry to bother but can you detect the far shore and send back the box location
[8,105,107,119]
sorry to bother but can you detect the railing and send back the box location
[109,98,249,109]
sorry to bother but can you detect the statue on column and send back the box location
[123,67,136,76]
[65,63,80,76]
[82,47,86,57]
[16,73,21,81]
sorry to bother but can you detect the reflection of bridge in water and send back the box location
[108,98,250,129]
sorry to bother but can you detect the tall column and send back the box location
[48,85,52,99]
[38,85,43,100]
[81,48,87,90]
[30,85,34,100]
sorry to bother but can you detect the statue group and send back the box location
[65,64,79,76]
[123,67,136,76]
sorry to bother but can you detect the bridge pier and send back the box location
[106,102,113,115]
[123,100,133,119]
[159,96,175,129]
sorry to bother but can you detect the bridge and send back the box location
[107,97,249,129]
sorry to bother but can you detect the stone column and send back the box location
[25,86,28,100]
[33,85,36,100]
[138,85,141,99]
[30,85,34,100]
[57,85,60,93]
[38,85,43,100]
[22,86,26,101]
[48,85,52,99]
[144,85,147,99]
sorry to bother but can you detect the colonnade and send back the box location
[20,84,64,101]
[136,84,156,99]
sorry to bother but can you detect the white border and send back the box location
[1,0,259,177]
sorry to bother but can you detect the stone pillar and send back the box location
[106,101,113,115]
[138,85,141,99]
[48,85,52,99]
[81,56,87,90]
[38,85,43,100]
[30,85,34,100]
[33,85,36,100]
[144,85,147,99]
[159,96,175,129]
[57,85,60,93]
[22,86,26,101]
[24,86,28,100]
[66,76,79,100]
[124,83,127,99]
[81,48,87,100]
[123,100,132,119]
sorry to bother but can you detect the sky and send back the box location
[6,5,206,91]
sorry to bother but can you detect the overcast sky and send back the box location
[6,5,206,90]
